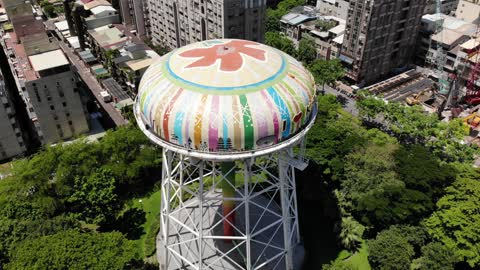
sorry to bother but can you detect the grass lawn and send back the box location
[0,162,12,175]
[333,241,371,269]
[131,189,161,259]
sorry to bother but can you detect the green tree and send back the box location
[341,143,434,228]
[368,228,415,270]
[338,216,365,252]
[99,125,160,185]
[55,142,102,198]
[354,96,477,162]
[6,230,140,270]
[309,59,344,91]
[265,0,304,32]
[68,168,119,224]
[264,31,296,56]
[423,168,480,268]
[0,213,78,266]
[395,145,455,201]
[411,242,457,270]
[306,106,367,179]
[297,36,317,65]
[105,49,120,72]
[315,20,337,31]
[356,92,386,121]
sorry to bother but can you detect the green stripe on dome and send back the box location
[239,95,254,150]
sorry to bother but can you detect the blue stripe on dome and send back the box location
[266,86,291,138]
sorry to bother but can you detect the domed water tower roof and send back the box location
[135,39,317,159]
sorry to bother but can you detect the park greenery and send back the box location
[0,125,162,269]
[308,94,480,269]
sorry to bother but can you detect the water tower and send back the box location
[135,39,317,270]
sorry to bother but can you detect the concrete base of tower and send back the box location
[156,190,305,270]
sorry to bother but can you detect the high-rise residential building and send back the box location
[316,0,350,20]
[424,0,459,15]
[0,79,26,160]
[456,0,480,23]
[339,0,427,85]
[147,0,266,48]
[119,0,150,38]
[2,0,89,144]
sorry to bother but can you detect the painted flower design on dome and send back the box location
[179,40,266,72]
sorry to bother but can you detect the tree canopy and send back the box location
[368,227,415,270]
[6,230,139,270]
[423,168,480,268]
[264,31,296,56]
[309,59,345,88]
[0,125,161,267]
[297,36,317,65]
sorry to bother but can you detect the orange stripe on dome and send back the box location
[193,94,208,149]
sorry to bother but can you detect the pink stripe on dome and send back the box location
[261,90,279,143]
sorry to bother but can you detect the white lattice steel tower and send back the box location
[135,39,317,270]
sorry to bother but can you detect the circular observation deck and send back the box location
[135,39,317,160]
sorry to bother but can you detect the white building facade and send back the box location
[316,0,350,20]
[147,0,266,48]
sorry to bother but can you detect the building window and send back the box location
[62,102,67,107]
[34,88,41,103]
[50,105,55,110]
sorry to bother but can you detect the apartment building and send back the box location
[280,6,345,60]
[2,0,89,144]
[119,0,150,37]
[0,79,26,160]
[147,0,266,48]
[339,0,427,86]
[455,0,480,23]
[316,0,350,20]
[424,0,459,15]
[63,0,120,49]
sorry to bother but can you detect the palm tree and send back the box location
[339,216,365,252]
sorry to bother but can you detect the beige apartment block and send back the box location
[456,0,480,23]
[339,0,427,86]
[147,0,266,48]
[25,50,90,144]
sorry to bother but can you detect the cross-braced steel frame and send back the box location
[158,147,302,270]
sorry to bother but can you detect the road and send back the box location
[322,84,359,116]
[45,20,127,127]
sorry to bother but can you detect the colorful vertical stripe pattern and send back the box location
[137,40,316,153]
